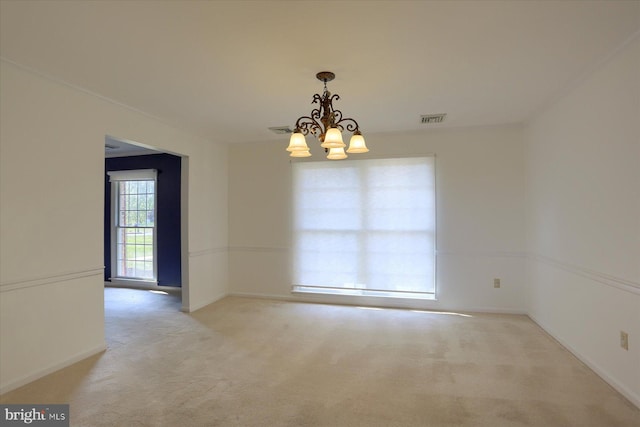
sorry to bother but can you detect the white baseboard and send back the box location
[528,314,639,409]
[105,281,181,293]
[182,291,227,313]
[106,279,157,288]
[0,344,106,395]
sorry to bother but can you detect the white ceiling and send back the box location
[1,1,639,145]
[105,135,161,158]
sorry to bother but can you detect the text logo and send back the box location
[1,405,69,426]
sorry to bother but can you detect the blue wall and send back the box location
[104,153,182,287]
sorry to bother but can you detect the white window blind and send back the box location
[292,157,436,298]
[107,169,157,182]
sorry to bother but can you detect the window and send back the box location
[107,170,157,281]
[292,157,436,299]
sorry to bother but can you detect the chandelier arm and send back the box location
[310,106,322,120]
[310,93,324,121]
[326,94,341,127]
[295,116,322,136]
[332,109,343,127]
[334,117,360,133]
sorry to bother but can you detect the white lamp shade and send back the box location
[290,149,311,158]
[346,133,369,153]
[327,146,348,160]
[286,132,309,152]
[320,127,346,148]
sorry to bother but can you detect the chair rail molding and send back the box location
[0,266,105,293]
[529,253,639,295]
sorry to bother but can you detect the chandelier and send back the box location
[286,71,368,159]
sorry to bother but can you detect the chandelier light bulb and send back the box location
[286,132,309,152]
[346,131,369,153]
[327,146,348,160]
[290,149,312,158]
[321,127,346,149]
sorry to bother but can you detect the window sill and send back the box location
[108,278,158,286]
[292,285,436,301]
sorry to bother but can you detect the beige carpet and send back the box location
[2,288,639,426]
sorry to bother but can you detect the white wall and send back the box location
[0,60,228,393]
[229,125,526,313]
[525,36,640,406]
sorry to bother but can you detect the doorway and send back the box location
[104,136,186,297]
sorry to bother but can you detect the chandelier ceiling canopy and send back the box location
[286,71,368,160]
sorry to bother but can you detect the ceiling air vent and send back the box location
[420,114,446,124]
[268,126,294,135]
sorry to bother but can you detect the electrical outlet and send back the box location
[493,278,501,288]
[620,331,629,351]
